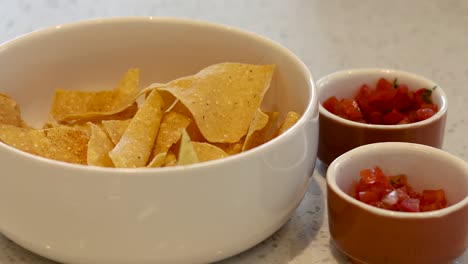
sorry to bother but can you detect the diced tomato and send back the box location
[336,99,363,121]
[360,168,376,184]
[413,88,425,108]
[408,189,421,199]
[376,78,394,92]
[322,78,438,125]
[388,174,408,190]
[355,84,374,121]
[397,117,410,124]
[393,85,413,111]
[323,96,339,114]
[359,191,380,204]
[421,103,438,112]
[370,201,387,209]
[383,109,406,125]
[356,84,372,101]
[359,166,386,185]
[400,198,421,212]
[357,167,393,200]
[421,203,442,212]
[354,167,447,212]
[416,108,436,121]
[369,182,393,200]
[421,189,447,207]
[389,174,408,188]
[370,111,384,124]
[407,111,418,123]
[368,89,397,112]
[413,88,434,109]
[396,84,409,92]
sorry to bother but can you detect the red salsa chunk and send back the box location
[353,166,447,212]
[323,78,438,124]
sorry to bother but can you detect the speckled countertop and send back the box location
[0,0,467,263]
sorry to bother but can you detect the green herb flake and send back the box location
[422,89,433,103]
[393,78,398,89]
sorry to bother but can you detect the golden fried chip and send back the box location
[172,102,206,142]
[87,123,114,167]
[43,117,92,135]
[167,101,206,142]
[214,139,244,155]
[101,119,131,145]
[192,142,228,162]
[242,109,269,151]
[109,90,164,168]
[151,111,191,160]
[177,130,199,165]
[0,93,26,127]
[274,111,301,137]
[157,63,275,143]
[0,125,45,154]
[163,150,177,167]
[0,64,296,167]
[51,69,140,122]
[84,103,138,122]
[243,110,279,151]
[0,124,88,164]
[147,152,167,168]
[261,111,280,142]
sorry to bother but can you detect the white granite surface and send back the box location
[0,0,467,263]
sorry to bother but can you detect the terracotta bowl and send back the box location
[317,68,447,166]
[327,142,468,264]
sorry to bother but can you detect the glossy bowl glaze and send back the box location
[317,69,447,166]
[0,17,318,264]
[327,142,468,264]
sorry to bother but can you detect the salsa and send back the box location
[323,78,438,124]
[353,166,447,212]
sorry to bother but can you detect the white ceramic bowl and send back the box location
[327,142,468,264]
[0,17,318,264]
[317,69,447,166]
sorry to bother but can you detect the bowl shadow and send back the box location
[0,235,56,264]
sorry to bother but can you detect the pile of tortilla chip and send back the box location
[0,63,301,168]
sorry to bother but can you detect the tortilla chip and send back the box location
[82,103,138,123]
[51,68,140,122]
[109,89,164,168]
[0,125,45,154]
[263,111,280,140]
[43,117,92,135]
[102,119,131,145]
[0,124,88,164]
[177,130,199,165]
[169,101,206,142]
[163,150,177,167]
[87,123,114,167]
[151,111,191,159]
[192,142,228,162]
[147,152,167,168]
[242,109,269,151]
[273,111,301,137]
[243,110,279,151]
[109,103,138,120]
[214,138,244,155]
[0,93,26,127]
[157,63,275,143]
